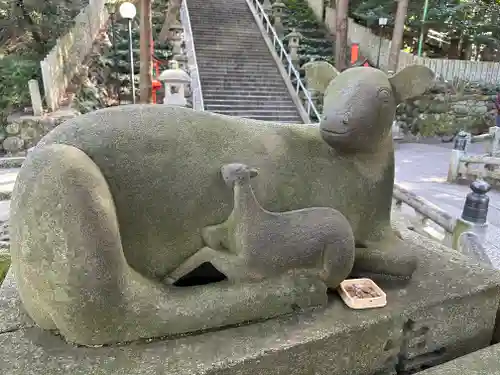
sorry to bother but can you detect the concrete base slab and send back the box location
[1,231,500,375]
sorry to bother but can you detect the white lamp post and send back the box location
[377,17,388,68]
[119,2,137,104]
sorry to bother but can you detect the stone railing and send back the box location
[180,0,204,111]
[393,181,493,265]
[448,127,500,184]
[245,0,321,122]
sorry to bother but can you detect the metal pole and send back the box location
[376,27,383,67]
[110,13,121,104]
[128,19,136,104]
[417,0,430,57]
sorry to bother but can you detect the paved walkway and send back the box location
[395,142,500,267]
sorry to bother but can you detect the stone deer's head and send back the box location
[221,163,259,187]
[302,62,435,153]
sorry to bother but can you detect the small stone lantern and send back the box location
[271,2,286,39]
[262,0,272,13]
[159,68,191,106]
[285,28,302,67]
[169,21,184,55]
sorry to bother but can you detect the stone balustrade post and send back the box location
[486,126,500,156]
[447,130,470,182]
[452,179,491,252]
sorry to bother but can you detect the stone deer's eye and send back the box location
[377,88,391,102]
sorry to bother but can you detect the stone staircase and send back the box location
[187,0,303,123]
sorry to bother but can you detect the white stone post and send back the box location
[159,68,191,106]
[28,80,44,116]
[487,126,500,156]
[448,131,470,183]
[447,149,463,183]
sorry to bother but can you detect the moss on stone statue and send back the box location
[0,252,10,286]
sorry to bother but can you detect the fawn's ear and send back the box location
[249,168,259,179]
[389,65,435,103]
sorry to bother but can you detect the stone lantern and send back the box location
[262,0,272,13]
[159,68,191,106]
[169,21,184,55]
[285,28,302,67]
[271,2,286,39]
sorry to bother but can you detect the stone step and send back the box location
[204,99,295,107]
[202,92,290,100]
[190,17,256,23]
[196,52,274,59]
[205,103,298,111]
[197,59,277,67]
[201,86,287,94]
[210,108,299,115]
[197,70,281,78]
[200,77,285,85]
[196,48,270,54]
[203,87,289,95]
[195,41,268,48]
[197,60,278,68]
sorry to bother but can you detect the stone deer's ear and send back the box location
[389,65,435,103]
[301,61,340,95]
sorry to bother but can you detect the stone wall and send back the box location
[396,80,498,138]
[1,109,80,155]
[305,0,324,21]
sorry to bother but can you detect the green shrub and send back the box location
[0,55,42,119]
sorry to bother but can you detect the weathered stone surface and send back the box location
[10,66,434,345]
[176,163,356,289]
[417,344,500,374]
[1,228,499,374]
[2,136,24,153]
[0,270,35,333]
[5,122,20,135]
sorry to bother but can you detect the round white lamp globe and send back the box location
[119,2,136,19]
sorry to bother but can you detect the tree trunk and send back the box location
[335,0,349,71]
[387,0,408,73]
[448,37,460,59]
[139,0,153,103]
[159,0,181,42]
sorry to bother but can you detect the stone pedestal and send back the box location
[417,344,500,374]
[1,229,500,374]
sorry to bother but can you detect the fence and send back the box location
[315,2,500,84]
[392,182,492,265]
[40,0,109,111]
[448,127,500,184]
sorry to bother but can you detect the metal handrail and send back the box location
[246,0,321,121]
[180,0,204,111]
